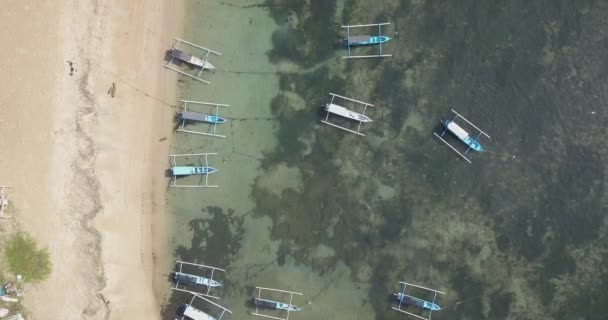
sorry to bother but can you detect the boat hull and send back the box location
[169,49,215,70]
[443,120,484,152]
[253,298,302,312]
[344,35,392,46]
[173,272,221,287]
[395,293,441,311]
[325,103,372,122]
[172,166,217,176]
[178,304,217,320]
[203,115,226,124]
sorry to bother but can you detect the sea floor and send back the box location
[163,1,608,320]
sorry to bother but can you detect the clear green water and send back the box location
[164,1,608,319]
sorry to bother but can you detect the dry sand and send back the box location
[0,0,181,319]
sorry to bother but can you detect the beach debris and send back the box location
[434,109,491,164]
[107,82,116,98]
[171,260,225,299]
[169,153,220,188]
[0,308,8,318]
[341,22,393,59]
[0,186,12,219]
[3,314,23,320]
[164,38,221,84]
[320,93,375,136]
[66,60,76,76]
[158,136,167,142]
[392,281,445,320]
[176,99,229,138]
[0,296,17,303]
[251,286,303,320]
[176,293,231,320]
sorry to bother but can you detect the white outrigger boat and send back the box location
[324,103,372,122]
[176,293,231,320]
[320,93,375,136]
[164,38,221,84]
[169,49,215,70]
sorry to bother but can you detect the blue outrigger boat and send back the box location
[434,109,491,163]
[441,120,484,152]
[341,22,393,58]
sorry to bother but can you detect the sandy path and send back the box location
[0,0,181,319]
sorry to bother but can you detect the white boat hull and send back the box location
[325,103,371,122]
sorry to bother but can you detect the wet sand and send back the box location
[0,0,181,319]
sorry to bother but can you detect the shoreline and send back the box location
[0,0,183,319]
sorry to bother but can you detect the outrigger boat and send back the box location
[164,38,221,84]
[173,272,222,287]
[180,111,226,124]
[320,93,375,136]
[172,166,217,176]
[392,281,445,320]
[169,48,215,70]
[176,293,231,320]
[250,286,303,320]
[343,35,391,47]
[434,109,491,164]
[324,103,372,123]
[171,261,226,299]
[441,120,483,152]
[177,304,217,320]
[169,154,219,188]
[341,22,393,59]
[394,292,441,311]
[177,100,229,138]
[252,297,302,312]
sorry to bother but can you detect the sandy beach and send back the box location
[0,0,181,319]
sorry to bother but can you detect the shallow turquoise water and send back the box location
[164,1,608,320]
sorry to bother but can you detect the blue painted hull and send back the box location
[344,36,392,46]
[204,115,226,124]
[395,293,441,311]
[443,120,484,152]
[172,166,217,176]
